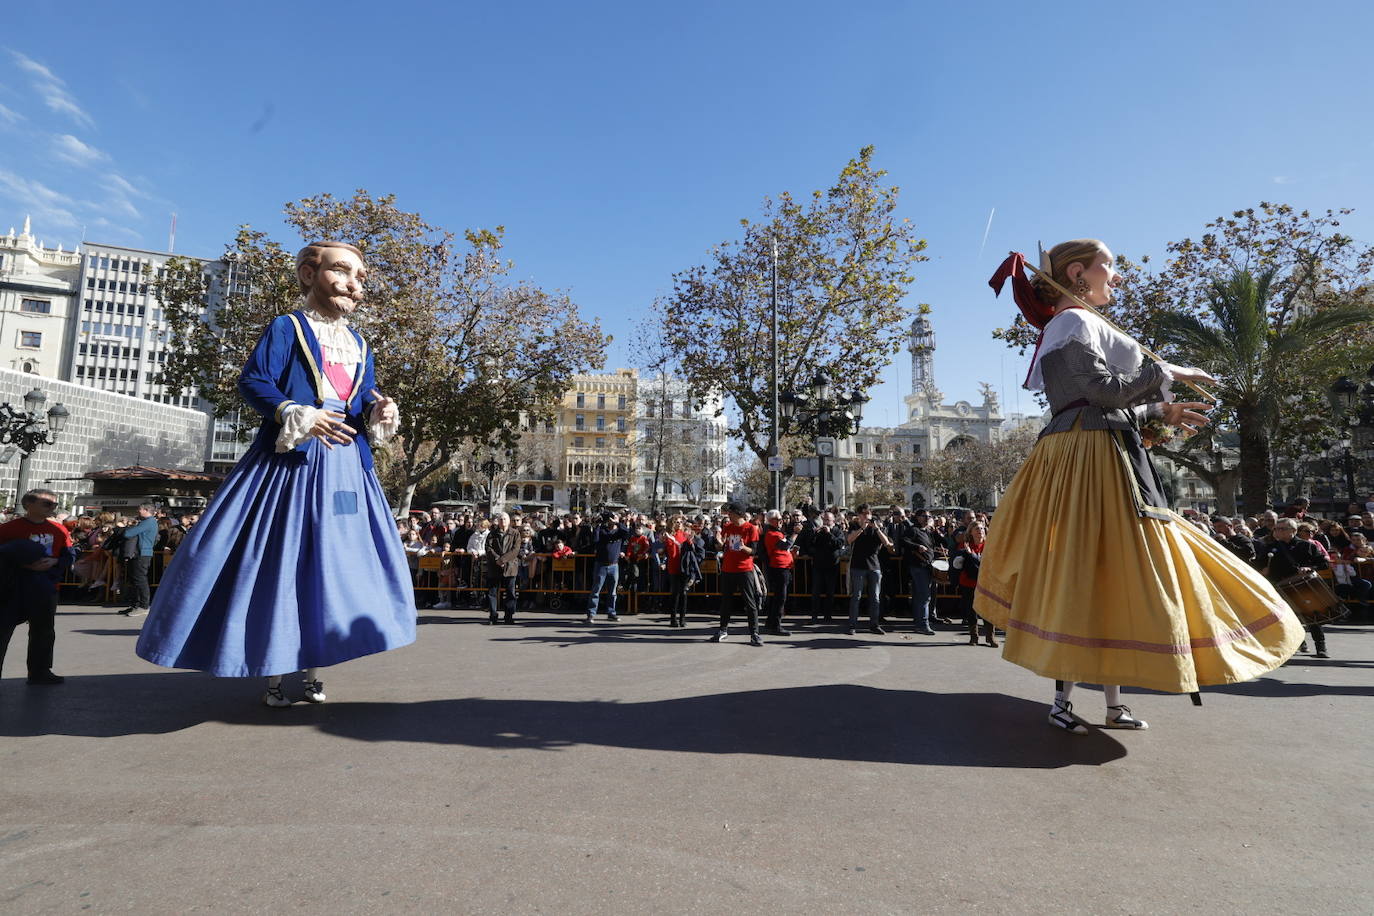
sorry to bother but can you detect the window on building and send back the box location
[875,442,884,456]
[596,437,606,448]
[575,392,585,408]
[596,415,605,431]
[575,414,585,431]
[855,442,865,455]
[681,401,691,418]
[616,417,626,432]
[20,298,51,314]
[618,394,627,410]
[597,393,606,409]
[541,485,554,502]
[646,402,656,419]
[18,331,41,348]
[574,436,584,447]
[826,467,833,481]
[913,444,921,456]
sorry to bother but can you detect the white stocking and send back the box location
[1104,685,1121,707]
[1054,680,1074,705]
[303,667,318,683]
[266,675,283,689]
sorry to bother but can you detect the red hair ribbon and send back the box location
[988,252,1055,331]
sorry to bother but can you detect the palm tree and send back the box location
[1152,269,1374,513]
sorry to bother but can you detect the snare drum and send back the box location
[1275,572,1349,626]
[931,558,950,585]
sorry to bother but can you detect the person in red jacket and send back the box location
[760,510,797,636]
[661,515,697,628]
[0,488,74,685]
[711,503,764,646]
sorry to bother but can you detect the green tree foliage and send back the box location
[993,204,1374,511]
[155,190,609,513]
[654,146,928,471]
[1152,270,1374,512]
[914,425,1038,510]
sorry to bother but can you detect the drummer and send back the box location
[898,508,940,635]
[1262,518,1332,659]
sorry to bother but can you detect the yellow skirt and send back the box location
[973,428,1303,693]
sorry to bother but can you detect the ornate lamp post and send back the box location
[779,370,868,509]
[1328,370,1374,505]
[2,387,71,506]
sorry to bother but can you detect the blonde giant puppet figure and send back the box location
[980,241,1302,733]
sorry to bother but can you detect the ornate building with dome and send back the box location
[811,312,1007,509]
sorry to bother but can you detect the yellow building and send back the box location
[452,369,640,512]
[559,369,638,510]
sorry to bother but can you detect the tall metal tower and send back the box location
[909,313,939,401]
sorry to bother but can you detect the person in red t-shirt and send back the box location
[760,510,797,636]
[711,503,764,645]
[0,488,74,685]
[662,515,701,628]
[953,523,992,647]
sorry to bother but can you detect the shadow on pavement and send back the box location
[0,675,1126,768]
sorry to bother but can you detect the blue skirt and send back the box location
[136,406,416,677]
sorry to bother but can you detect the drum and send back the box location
[931,558,950,585]
[1275,572,1349,626]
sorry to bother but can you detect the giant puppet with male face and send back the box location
[137,242,417,706]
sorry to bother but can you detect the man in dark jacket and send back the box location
[803,511,844,622]
[585,512,633,623]
[898,509,940,634]
[484,511,521,625]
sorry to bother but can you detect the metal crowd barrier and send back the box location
[407,551,968,618]
[58,546,1374,622]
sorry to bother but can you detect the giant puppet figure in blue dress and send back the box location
[137,241,416,706]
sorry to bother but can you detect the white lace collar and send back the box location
[301,307,361,365]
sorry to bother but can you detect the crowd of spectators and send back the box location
[392,492,1373,652]
[392,501,994,637]
[10,488,1369,651]
[0,504,201,607]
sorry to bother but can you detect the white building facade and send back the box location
[815,313,1005,508]
[0,217,82,378]
[634,376,728,511]
[0,366,206,509]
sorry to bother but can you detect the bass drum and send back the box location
[1274,572,1348,626]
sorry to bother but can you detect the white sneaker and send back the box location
[262,685,292,708]
[1047,699,1088,735]
[431,601,452,610]
[1103,704,1148,729]
[303,680,327,704]
[708,629,728,642]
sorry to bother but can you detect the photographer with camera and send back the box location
[585,511,633,623]
[846,504,893,636]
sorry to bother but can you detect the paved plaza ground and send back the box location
[2,604,1370,915]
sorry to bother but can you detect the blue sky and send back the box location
[3,0,1372,428]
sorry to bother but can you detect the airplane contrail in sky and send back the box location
[979,207,996,258]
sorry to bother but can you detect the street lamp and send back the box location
[1,386,71,506]
[780,370,868,509]
[1328,369,1374,505]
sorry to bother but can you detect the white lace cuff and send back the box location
[368,400,400,446]
[276,404,322,452]
[1157,362,1176,405]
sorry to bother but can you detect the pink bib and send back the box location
[323,360,355,401]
